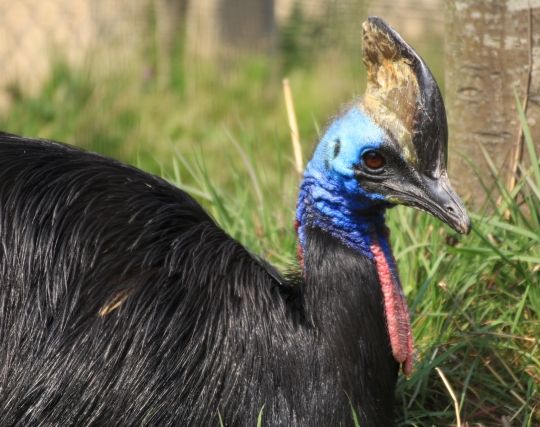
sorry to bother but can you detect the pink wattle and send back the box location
[370,235,414,376]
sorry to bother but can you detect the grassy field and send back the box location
[0,28,538,426]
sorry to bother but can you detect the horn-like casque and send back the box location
[361,17,448,177]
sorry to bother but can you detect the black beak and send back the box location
[401,174,471,234]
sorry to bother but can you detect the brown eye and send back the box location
[362,150,386,170]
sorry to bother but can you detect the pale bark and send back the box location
[445,0,540,204]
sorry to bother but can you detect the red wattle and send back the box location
[370,235,414,376]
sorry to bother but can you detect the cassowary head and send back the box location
[296,18,470,375]
[298,17,470,236]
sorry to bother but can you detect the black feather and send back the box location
[0,134,397,426]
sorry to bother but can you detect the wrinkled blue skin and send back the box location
[296,106,393,261]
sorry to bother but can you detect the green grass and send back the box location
[0,40,538,426]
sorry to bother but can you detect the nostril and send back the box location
[445,205,455,214]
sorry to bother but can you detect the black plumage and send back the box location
[0,134,395,426]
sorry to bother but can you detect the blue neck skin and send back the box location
[296,107,390,260]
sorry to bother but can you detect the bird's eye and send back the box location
[362,150,386,171]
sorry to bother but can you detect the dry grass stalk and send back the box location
[98,291,129,317]
[282,78,303,175]
[436,367,462,427]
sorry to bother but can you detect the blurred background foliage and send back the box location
[0,0,538,425]
[0,0,444,189]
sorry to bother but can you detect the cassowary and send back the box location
[0,18,469,426]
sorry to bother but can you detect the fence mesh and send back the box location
[0,0,442,109]
[0,0,148,107]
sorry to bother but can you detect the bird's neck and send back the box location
[296,174,414,376]
[296,173,386,263]
[299,226,398,423]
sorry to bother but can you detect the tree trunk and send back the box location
[186,0,275,62]
[445,0,540,205]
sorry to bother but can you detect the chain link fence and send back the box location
[0,0,149,109]
[0,0,442,110]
